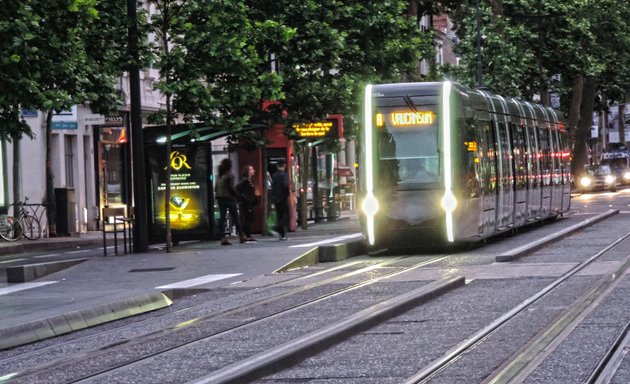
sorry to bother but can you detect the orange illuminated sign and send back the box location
[292,117,341,138]
[376,111,435,127]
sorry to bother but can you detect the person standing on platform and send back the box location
[271,159,290,241]
[215,158,246,245]
[236,165,257,242]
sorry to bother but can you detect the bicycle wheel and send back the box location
[0,215,22,241]
[21,215,42,240]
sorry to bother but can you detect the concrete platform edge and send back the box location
[496,209,619,262]
[0,291,172,351]
[7,258,88,283]
[274,247,320,273]
[274,238,367,273]
[319,239,366,262]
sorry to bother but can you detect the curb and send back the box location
[7,259,88,283]
[274,237,367,273]
[0,238,107,257]
[496,209,619,262]
[319,239,367,262]
[0,291,172,351]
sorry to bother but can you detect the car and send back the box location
[578,164,617,193]
[600,156,630,185]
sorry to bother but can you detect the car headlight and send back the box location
[605,175,615,184]
[580,177,592,187]
[624,172,630,181]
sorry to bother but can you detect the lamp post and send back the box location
[127,0,148,253]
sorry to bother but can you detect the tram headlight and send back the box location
[623,172,630,181]
[361,193,379,216]
[605,175,615,185]
[579,176,592,188]
[440,191,458,212]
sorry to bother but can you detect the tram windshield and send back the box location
[375,105,440,189]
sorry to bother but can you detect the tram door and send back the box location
[511,123,528,227]
[478,120,497,236]
[495,122,514,230]
[525,124,542,220]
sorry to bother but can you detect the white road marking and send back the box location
[289,233,364,248]
[155,273,242,289]
[0,258,26,264]
[68,250,91,254]
[34,254,60,258]
[0,281,58,296]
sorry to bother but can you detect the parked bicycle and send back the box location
[0,197,46,242]
[14,197,43,240]
[0,214,22,242]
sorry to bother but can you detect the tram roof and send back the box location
[370,81,564,129]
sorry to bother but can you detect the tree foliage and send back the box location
[249,0,433,128]
[0,1,129,138]
[444,0,630,173]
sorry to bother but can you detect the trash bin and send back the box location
[55,188,76,235]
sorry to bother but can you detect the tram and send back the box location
[360,81,571,248]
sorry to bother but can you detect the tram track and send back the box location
[1,210,625,384]
[1,254,454,383]
[402,229,630,384]
[586,319,630,384]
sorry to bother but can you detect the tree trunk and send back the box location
[619,103,626,148]
[567,74,583,147]
[45,110,57,237]
[572,76,598,177]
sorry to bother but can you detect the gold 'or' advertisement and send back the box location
[154,148,207,231]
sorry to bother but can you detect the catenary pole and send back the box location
[128,0,148,252]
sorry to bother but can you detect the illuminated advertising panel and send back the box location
[147,143,211,241]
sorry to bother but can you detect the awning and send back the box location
[335,167,354,177]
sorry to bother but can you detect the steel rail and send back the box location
[487,247,630,383]
[586,318,630,384]
[7,255,449,384]
[404,228,630,384]
[0,257,370,367]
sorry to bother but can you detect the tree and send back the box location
[445,0,630,176]
[0,1,130,235]
[247,0,433,224]
[147,0,291,243]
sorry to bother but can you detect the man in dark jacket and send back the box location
[271,159,289,240]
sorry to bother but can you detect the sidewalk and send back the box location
[0,212,364,350]
[0,211,360,257]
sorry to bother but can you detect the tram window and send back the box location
[551,130,561,185]
[510,123,527,191]
[538,127,552,186]
[478,121,497,194]
[497,123,512,191]
[526,124,539,189]
[376,106,440,188]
